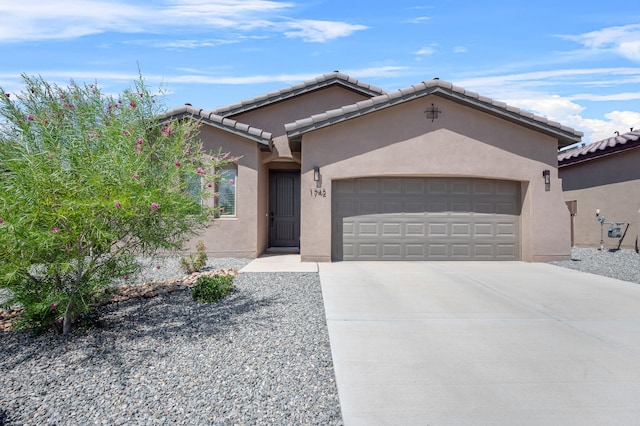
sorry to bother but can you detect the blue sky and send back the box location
[1,0,639,144]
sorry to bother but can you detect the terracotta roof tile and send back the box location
[558,130,640,166]
[158,104,272,146]
[212,71,386,117]
[285,79,583,146]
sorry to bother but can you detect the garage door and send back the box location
[332,177,520,261]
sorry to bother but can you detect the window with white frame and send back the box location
[218,167,237,216]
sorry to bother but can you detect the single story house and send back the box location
[162,72,583,262]
[558,130,640,250]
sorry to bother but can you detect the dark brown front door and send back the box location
[269,171,300,248]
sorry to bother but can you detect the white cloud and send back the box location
[561,24,640,62]
[283,20,368,43]
[130,39,240,49]
[414,46,436,56]
[0,0,364,44]
[571,111,640,142]
[453,46,467,53]
[408,17,431,24]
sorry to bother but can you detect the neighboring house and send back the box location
[161,72,582,262]
[558,130,640,250]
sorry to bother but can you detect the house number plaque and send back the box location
[310,188,326,198]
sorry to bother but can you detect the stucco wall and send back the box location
[183,126,263,257]
[560,148,640,249]
[299,95,571,262]
[229,86,371,137]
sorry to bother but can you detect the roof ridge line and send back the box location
[212,71,386,117]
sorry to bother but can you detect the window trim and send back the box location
[217,166,237,217]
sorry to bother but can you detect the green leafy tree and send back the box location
[0,75,233,334]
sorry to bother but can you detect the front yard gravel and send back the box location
[550,247,640,284]
[0,258,342,425]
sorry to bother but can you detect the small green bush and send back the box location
[180,241,208,274]
[191,274,234,303]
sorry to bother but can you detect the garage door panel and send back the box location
[358,179,378,193]
[333,177,520,261]
[406,223,426,236]
[382,223,402,236]
[405,180,425,194]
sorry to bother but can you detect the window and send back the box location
[184,173,202,204]
[218,167,236,216]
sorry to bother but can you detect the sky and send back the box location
[1,0,639,145]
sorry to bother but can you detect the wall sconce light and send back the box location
[542,170,550,191]
[313,166,320,182]
[424,103,442,122]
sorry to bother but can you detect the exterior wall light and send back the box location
[313,166,320,182]
[542,169,550,191]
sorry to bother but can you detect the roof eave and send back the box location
[161,108,272,148]
[213,72,386,117]
[285,85,583,147]
[430,88,583,147]
[559,142,640,167]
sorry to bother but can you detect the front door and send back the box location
[269,171,301,248]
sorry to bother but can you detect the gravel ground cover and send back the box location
[0,258,342,426]
[549,247,640,284]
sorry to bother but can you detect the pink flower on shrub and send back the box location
[105,195,110,200]
[175,161,181,167]
[207,183,212,188]
[156,265,161,270]
[161,125,171,136]
[150,202,160,210]
[50,303,58,310]
[51,227,59,233]
[196,167,206,175]
[130,101,136,109]
[27,115,34,121]
[114,200,121,209]
[132,173,139,179]
[137,138,143,145]
[0,219,3,224]
[4,93,9,97]
[124,275,129,281]
[57,317,64,323]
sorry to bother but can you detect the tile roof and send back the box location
[212,72,386,117]
[284,79,584,147]
[558,130,640,166]
[159,104,272,147]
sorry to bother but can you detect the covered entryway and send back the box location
[332,177,521,260]
[269,171,301,249]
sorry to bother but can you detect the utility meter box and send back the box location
[608,226,622,238]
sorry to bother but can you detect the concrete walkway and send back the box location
[239,254,318,273]
[319,261,640,426]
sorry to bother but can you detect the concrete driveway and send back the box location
[319,261,640,426]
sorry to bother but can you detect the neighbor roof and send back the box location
[558,130,640,167]
[285,79,583,147]
[212,72,386,117]
[159,104,272,147]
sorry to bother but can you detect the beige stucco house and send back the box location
[558,130,640,250]
[162,72,583,262]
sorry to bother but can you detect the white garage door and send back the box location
[332,177,521,261]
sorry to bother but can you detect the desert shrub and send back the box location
[191,274,235,303]
[180,241,208,274]
[0,75,237,334]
